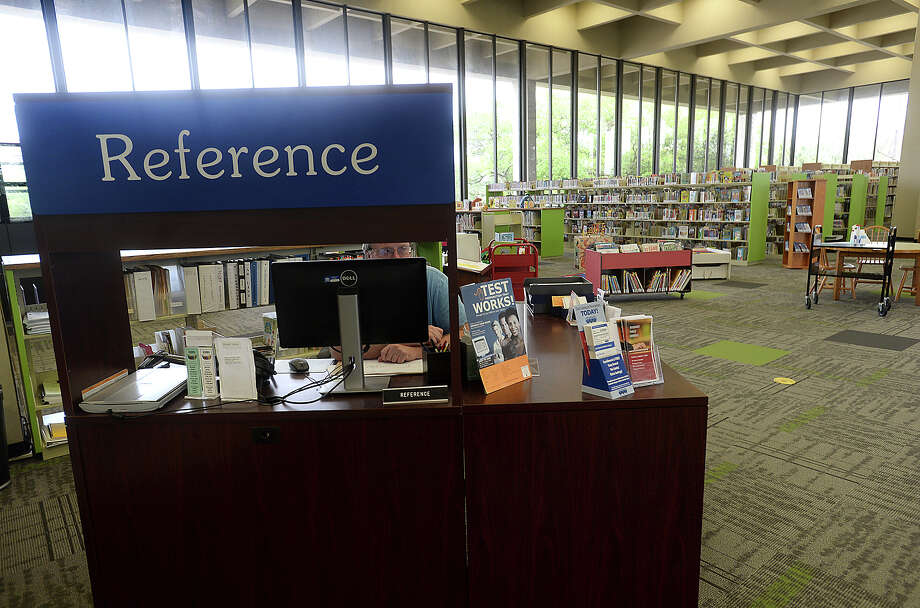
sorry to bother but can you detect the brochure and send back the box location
[461,279,531,393]
[572,300,633,399]
[615,315,662,386]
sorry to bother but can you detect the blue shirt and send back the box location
[427,266,468,331]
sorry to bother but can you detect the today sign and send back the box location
[14,86,455,215]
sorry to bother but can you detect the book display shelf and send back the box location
[783,179,827,269]
[865,175,890,227]
[455,207,482,237]
[872,162,897,226]
[2,246,315,459]
[482,181,565,257]
[558,171,771,265]
[584,248,692,299]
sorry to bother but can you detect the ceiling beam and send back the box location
[575,2,633,29]
[851,12,919,38]
[642,3,683,25]
[614,0,883,60]
[522,0,579,18]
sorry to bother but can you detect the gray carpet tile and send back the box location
[2,250,919,607]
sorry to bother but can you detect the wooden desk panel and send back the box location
[463,305,707,607]
[72,411,466,607]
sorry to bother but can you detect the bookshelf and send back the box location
[584,248,692,299]
[783,179,826,269]
[865,175,890,227]
[872,161,897,226]
[483,182,565,257]
[481,209,523,246]
[558,171,771,265]
[3,246,315,459]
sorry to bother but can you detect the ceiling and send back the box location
[462,0,919,91]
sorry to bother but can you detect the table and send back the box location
[68,371,466,607]
[825,242,920,305]
[444,260,491,288]
[462,304,708,607]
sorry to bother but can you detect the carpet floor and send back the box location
[3,254,919,607]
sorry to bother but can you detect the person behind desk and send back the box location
[334,242,467,363]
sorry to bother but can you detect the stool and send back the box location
[896,264,916,302]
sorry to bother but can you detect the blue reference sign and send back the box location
[14,86,455,215]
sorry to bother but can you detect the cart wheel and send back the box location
[884,297,892,312]
[805,295,812,309]
[878,302,887,317]
[813,292,819,305]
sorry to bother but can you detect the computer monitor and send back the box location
[271,258,429,394]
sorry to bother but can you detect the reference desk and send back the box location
[67,373,466,607]
[463,305,708,608]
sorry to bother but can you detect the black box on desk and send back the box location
[523,277,594,317]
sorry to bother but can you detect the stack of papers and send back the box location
[24,311,50,334]
[40,411,67,447]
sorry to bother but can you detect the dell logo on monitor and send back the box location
[340,270,358,287]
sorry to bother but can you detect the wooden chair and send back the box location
[853,225,891,294]
[817,247,854,297]
[896,264,916,302]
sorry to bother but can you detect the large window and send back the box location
[761,90,773,166]
[55,0,134,92]
[659,70,677,174]
[708,79,721,170]
[676,73,691,172]
[795,93,821,164]
[249,0,298,87]
[0,1,55,143]
[552,49,573,180]
[599,57,617,175]
[620,63,640,175]
[347,9,385,85]
[123,0,191,91]
[639,66,655,175]
[847,84,880,161]
[736,85,749,167]
[774,92,787,165]
[722,83,738,167]
[302,2,347,86]
[876,80,909,162]
[578,54,599,178]
[496,38,520,183]
[525,44,550,180]
[692,77,709,171]
[818,88,848,164]
[464,32,494,199]
[193,0,252,89]
[391,18,426,85]
[748,88,763,168]
[428,24,460,199]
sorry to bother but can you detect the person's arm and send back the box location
[378,343,423,363]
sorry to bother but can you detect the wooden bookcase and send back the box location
[783,179,826,269]
[584,248,692,299]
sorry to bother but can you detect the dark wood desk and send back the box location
[68,372,466,607]
[462,305,708,607]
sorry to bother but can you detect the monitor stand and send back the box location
[321,292,391,395]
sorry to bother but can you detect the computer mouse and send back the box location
[288,358,310,373]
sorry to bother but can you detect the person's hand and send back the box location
[378,344,422,364]
[428,325,444,345]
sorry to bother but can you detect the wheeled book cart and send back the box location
[805,225,897,317]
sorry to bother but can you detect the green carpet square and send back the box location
[693,340,789,366]
[685,290,724,300]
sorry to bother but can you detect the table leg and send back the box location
[914,256,919,306]
[834,252,843,300]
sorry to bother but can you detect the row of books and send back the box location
[124,255,307,321]
[457,214,479,231]
[596,241,683,253]
[787,242,810,253]
[584,188,751,203]
[600,268,691,294]
[565,207,748,222]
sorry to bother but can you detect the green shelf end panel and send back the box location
[417,242,443,272]
[822,174,837,239]
[876,175,889,227]
[848,174,868,231]
[539,208,564,257]
[748,172,770,263]
[5,270,44,456]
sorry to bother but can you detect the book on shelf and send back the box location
[659,241,681,251]
[795,205,812,216]
[40,411,67,447]
[640,243,660,252]
[600,273,622,294]
[792,242,809,253]
[620,243,641,253]
[797,187,813,199]
[795,223,812,233]
[669,269,691,292]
